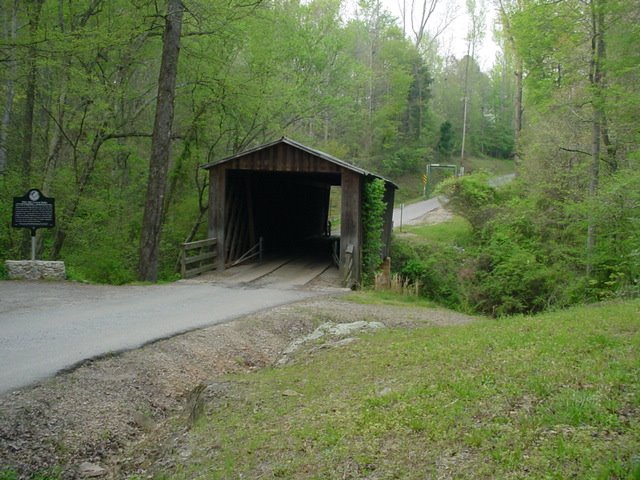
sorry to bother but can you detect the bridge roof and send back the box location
[201,137,397,189]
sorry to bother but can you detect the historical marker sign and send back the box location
[12,189,55,233]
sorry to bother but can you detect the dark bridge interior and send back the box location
[224,170,340,263]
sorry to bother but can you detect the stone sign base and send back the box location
[5,260,66,281]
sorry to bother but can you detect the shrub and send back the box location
[391,236,467,309]
[462,233,564,316]
[436,173,498,231]
[362,178,387,285]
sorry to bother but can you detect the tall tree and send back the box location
[0,0,18,175]
[460,0,485,165]
[19,0,44,185]
[139,0,184,282]
[496,0,524,164]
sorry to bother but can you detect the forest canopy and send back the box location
[1,0,638,310]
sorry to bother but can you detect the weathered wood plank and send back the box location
[182,262,216,278]
[213,167,226,270]
[182,237,217,250]
[340,169,362,287]
[183,250,217,265]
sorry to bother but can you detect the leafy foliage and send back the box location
[361,178,386,285]
[0,0,437,282]
[435,173,497,230]
[436,121,454,159]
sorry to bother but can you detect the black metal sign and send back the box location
[12,189,56,234]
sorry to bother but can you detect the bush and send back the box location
[436,173,498,231]
[391,235,467,310]
[362,178,387,285]
[462,232,565,316]
[66,244,136,285]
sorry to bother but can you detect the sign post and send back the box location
[12,189,56,261]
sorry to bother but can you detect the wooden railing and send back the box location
[180,238,217,278]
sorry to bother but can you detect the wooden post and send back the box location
[209,167,226,270]
[340,169,362,287]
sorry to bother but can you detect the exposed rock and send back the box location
[78,461,107,477]
[282,389,302,397]
[277,320,385,365]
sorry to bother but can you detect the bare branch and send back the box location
[559,146,590,156]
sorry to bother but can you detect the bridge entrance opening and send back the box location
[204,138,396,287]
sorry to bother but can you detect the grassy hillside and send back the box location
[151,298,640,479]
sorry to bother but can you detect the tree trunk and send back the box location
[513,56,523,166]
[586,0,606,273]
[21,0,45,184]
[138,0,184,282]
[497,0,523,167]
[0,0,18,175]
[460,52,471,167]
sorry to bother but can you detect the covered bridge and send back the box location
[202,137,397,287]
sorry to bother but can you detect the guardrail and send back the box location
[180,238,217,278]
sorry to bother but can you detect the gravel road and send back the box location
[0,280,315,394]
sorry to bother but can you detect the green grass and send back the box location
[399,215,473,246]
[153,299,640,479]
[464,155,515,176]
[0,470,60,480]
[344,290,438,308]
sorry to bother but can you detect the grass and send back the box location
[463,155,515,176]
[152,298,640,479]
[0,470,60,480]
[344,290,438,308]
[399,215,473,246]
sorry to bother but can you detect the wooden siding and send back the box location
[208,167,226,270]
[340,169,362,287]
[221,144,343,175]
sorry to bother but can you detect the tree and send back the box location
[0,0,18,175]
[495,0,524,163]
[437,120,454,159]
[138,0,184,282]
[460,0,485,165]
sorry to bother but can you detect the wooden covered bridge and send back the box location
[194,137,396,287]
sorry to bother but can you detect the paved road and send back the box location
[392,174,516,228]
[392,196,443,228]
[0,281,315,394]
